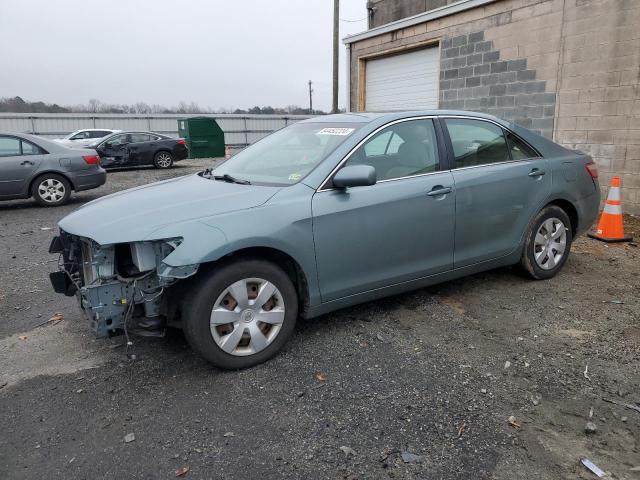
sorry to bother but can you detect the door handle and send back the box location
[20,160,35,166]
[528,168,546,177]
[427,186,453,197]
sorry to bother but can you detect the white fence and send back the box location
[0,113,313,147]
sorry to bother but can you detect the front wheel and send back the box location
[182,259,298,369]
[520,205,573,280]
[153,151,173,169]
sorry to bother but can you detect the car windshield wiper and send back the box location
[212,173,251,185]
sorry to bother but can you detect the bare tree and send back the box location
[87,98,101,113]
[134,102,152,114]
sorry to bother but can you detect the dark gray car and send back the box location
[0,133,106,206]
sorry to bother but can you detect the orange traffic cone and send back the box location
[588,176,632,242]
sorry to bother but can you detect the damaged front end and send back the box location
[49,231,198,337]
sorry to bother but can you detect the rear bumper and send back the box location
[576,189,601,236]
[174,146,189,161]
[69,169,106,192]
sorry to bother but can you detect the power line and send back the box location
[339,17,367,22]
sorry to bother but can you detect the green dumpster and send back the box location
[177,117,225,158]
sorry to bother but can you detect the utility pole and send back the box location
[332,0,339,113]
[308,80,313,115]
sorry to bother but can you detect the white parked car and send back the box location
[54,129,120,148]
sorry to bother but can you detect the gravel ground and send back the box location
[0,160,638,479]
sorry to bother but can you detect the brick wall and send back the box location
[348,0,640,214]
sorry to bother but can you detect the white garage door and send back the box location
[365,47,440,111]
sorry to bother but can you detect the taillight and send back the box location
[83,155,100,165]
[177,139,186,145]
[585,161,598,178]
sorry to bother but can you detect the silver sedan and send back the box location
[0,133,106,206]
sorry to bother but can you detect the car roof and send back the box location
[75,128,119,132]
[299,110,505,125]
[0,132,80,153]
[108,131,163,135]
[299,110,568,158]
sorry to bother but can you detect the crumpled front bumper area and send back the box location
[49,231,198,337]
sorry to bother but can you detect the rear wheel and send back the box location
[520,205,572,280]
[153,151,173,168]
[182,259,298,369]
[31,173,71,207]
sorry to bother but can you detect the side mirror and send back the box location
[333,165,376,189]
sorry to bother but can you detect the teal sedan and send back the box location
[50,111,600,369]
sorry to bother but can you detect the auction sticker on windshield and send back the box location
[316,128,355,136]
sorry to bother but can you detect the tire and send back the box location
[182,259,298,369]
[520,205,573,280]
[31,173,72,207]
[153,151,173,169]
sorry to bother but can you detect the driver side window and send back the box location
[105,134,127,147]
[346,119,439,181]
[70,131,90,140]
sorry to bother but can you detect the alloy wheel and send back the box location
[533,217,567,270]
[210,278,285,356]
[38,178,66,203]
[155,152,172,168]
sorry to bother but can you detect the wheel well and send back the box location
[154,149,172,158]
[201,247,310,317]
[547,199,578,235]
[28,171,75,195]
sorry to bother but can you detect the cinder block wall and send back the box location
[438,29,556,138]
[553,0,640,212]
[349,0,640,214]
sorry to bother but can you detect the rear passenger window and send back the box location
[506,132,538,160]
[445,118,510,168]
[21,141,42,155]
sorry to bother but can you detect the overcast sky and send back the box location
[0,0,367,111]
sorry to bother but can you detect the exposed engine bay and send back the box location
[49,231,198,337]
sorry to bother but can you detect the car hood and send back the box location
[58,174,281,245]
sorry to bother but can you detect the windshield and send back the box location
[212,122,362,185]
[63,130,81,140]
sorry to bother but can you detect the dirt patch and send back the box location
[0,320,110,388]
[557,328,595,338]
[438,295,467,316]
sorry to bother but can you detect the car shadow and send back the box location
[297,265,526,328]
[134,265,528,371]
[104,164,198,173]
[0,193,103,212]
